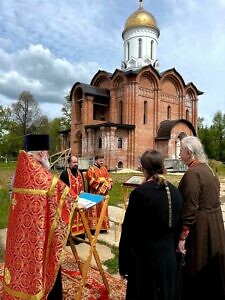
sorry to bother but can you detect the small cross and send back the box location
[11,197,17,210]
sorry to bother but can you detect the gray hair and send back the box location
[181,136,208,164]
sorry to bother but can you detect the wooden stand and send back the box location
[68,195,110,300]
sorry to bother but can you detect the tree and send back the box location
[29,115,49,134]
[11,91,42,136]
[198,112,225,161]
[61,95,71,130]
[48,118,61,155]
[0,105,12,140]
[211,111,225,161]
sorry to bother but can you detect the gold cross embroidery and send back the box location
[11,197,17,210]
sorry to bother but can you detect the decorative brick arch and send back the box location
[138,71,158,90]
[91,70,111,88]
[161,75,183,97]
[113,75,125,89]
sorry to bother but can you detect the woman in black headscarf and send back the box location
[119,149,183,300]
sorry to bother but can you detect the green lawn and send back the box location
[0,162,183,230]
[0,162,15,229]
[0,161,224,271]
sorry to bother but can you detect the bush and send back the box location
[209,160,225,176]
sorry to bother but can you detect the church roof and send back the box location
[71,82,110,99]
[156,119,197,140]
[123,4,159,37]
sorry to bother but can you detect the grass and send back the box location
[0,162,15,229]
[0,161,224,271]
[98,240,119,275]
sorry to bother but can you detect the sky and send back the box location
[0,0,225,125]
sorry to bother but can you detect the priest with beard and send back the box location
[3,134,77,300]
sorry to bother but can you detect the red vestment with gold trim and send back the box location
[3,151,77,300]
[85,165,113,230]
[67,168,85,236]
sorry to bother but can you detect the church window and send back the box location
[151,40,154,59]
[119,101,123,124]
[118,161,123,169]
[167,106,171,119]
[118,137,122,148]
[98,137,102,149]
[186,109,189,120]
[138,38,142,58]
[143,101,147,124]
[127,42,130,60]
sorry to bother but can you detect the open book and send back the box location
[123,175,145,187]
[78,192,104,209]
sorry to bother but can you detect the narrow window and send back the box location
[119,101,123,124]
[118,138,122,149]
[151,40,154,59]
[167,106,171,120]
[143,101,147,124]
[186,109,189,120]
[127,42,130,60]
[98,137,102,148]
[138,38,142,58]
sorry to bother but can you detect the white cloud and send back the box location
[0,0,224,124]
[0,44,100,107]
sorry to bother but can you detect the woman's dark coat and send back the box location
[119,181,183,300]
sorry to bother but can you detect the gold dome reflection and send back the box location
[123,8,159,35]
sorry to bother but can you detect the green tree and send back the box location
[61,95,71,130]
[198,117,213,158]
[211,111,225,161]
[49,118,61,155]
[198,112,225,161]
[0,105,11,140]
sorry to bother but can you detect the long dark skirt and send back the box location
[126,239,181,300]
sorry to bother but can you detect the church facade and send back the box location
[66,1,203,170]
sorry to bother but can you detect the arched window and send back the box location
[118,161,123,169]
[167,106,171,120]
[118,137,122,149]
[151,40,154,59]
[143,101,147,124]
[186,109,189,120]
[98,137,102,149]
[138,38,142,58]
[127,42,130,60]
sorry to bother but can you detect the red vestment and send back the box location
[67,168,85,236]
[3,151,77,299]
[85,165,113,230]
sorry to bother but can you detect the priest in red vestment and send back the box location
[85,155,113,231]
[60,155,85,237]
[3,135,77,300]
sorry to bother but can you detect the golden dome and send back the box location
[123,8,159,36]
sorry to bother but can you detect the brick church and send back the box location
[64,0,203,170]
